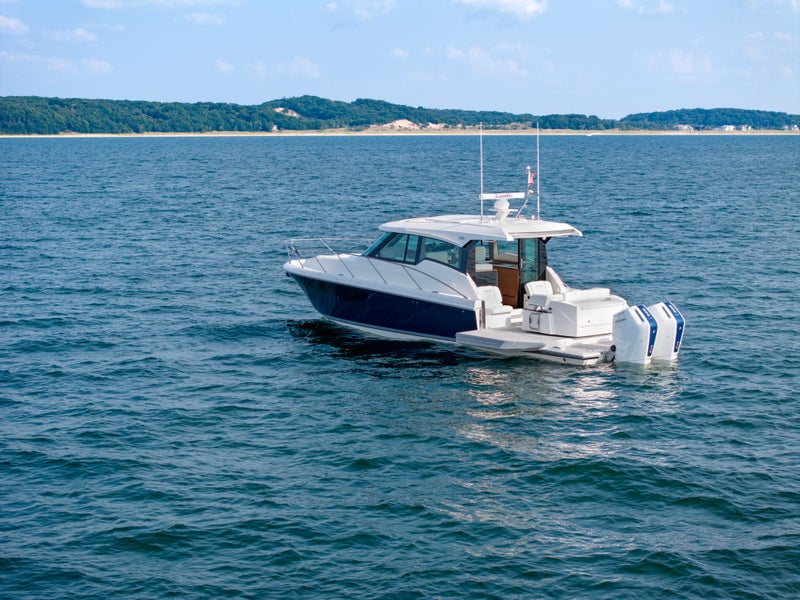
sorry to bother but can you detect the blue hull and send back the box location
[290,274,478,340]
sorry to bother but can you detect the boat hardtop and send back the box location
[379,214,582,245]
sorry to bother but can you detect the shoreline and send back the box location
[1,128,798,139]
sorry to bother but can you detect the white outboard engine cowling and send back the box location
[612,302,685,364]
[613,305,658,364]
[649,301,685,361]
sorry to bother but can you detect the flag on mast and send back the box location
[528,170,536,186]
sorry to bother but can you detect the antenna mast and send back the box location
[479,123,484,220]
[521,122,541,219]
[536,121,541,219]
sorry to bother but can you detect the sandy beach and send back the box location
[2,128,797,139]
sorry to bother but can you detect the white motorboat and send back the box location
[283,139,684,366]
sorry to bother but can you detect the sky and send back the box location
[1,0,798,119]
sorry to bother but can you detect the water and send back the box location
[2,134,799,599]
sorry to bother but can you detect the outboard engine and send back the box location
[649,301,685,361]
[613,305,658,364]
[612,302,685,364]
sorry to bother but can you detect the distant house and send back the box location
[674,124,694,131]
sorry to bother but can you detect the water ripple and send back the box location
[1,135,799,599]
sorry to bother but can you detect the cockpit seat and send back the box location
[477,285,514,327]
[524,280,554,308]
[477,285,512,315]
[523,274,628,337]
[526,277,612,305]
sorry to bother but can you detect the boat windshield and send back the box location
[364,232,463,269]
[363,233,393,257]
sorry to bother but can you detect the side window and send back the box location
[494,240,518,264]
[419,237,462,268]
[405,235,420,262]
[472,241,491,268]
[519,238,538,285]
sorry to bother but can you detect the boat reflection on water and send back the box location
[459,364,683,461]
[286,319,465,366]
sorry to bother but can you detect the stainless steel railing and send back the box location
[285,238,472,300]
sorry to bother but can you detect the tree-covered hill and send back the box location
[619,108,799,130]
[0,95,797,134]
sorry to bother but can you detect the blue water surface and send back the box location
[1,134,799,599]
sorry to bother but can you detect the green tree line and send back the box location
[619,108,799,130]
[0,95,797,134]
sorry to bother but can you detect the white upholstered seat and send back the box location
[477,285,512,315]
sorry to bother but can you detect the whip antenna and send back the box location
[479,123,484,220]
[536,122,541,219]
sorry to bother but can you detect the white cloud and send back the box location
[666,49,712,75]
[325,0,395,20]
[213,59,234,73]
[616,0,674,15]
[446,44,529,75]
[456,0,547,18]
[0,50,79,74]
[82,57,112,73]
[251,60,267,78]
[185,12,225,25]
[741,28,798,65]
[82,0,126,7]
[446,46,465,60]
[0,15,29,34]
[98,23,126,32]
[275,56,321,79]
[1,50,114,75]
[353,0,394,19]
[773,31,797,42]
[389,48,410,59]
[47,28,99,42]
[82,0,239,9]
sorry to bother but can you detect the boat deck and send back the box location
[455,327,612,365]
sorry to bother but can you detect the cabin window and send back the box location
[418,237,462,268]
[472,241,491,267]
[519,238,539,288]
[468,241,498,286]
[493,240,519,264]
